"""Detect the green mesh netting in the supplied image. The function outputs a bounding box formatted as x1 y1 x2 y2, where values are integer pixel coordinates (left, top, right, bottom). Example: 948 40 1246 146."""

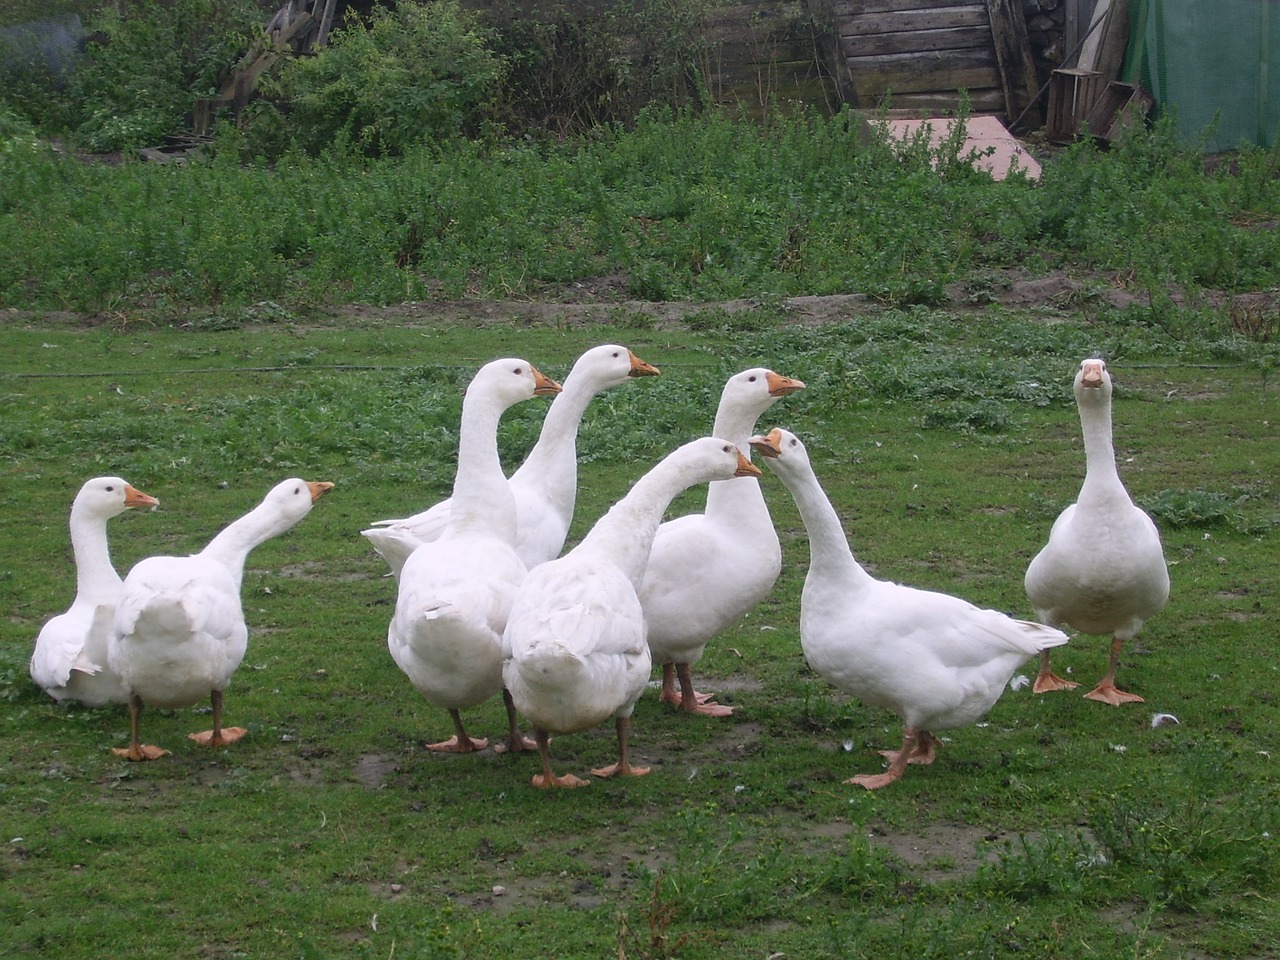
1124 0 1279 151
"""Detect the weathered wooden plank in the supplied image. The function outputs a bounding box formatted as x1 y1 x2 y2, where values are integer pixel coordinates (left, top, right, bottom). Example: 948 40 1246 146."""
984 0 1039 120
714 58 830 85
838 6 988 35
832 0 979 16
841 26 994 58
875 90 1007 112
716 41 824 65
852 66 1001 97
842 45 997 74
718 75 837 98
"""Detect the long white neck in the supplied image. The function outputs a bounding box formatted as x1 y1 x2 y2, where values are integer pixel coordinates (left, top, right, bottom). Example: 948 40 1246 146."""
448 392 518 540
508 376 592 503
705 399 773 518
201 502 299 588
577 459 711 587
1077 393 1126 507
69 508 122 603
775 464 873 591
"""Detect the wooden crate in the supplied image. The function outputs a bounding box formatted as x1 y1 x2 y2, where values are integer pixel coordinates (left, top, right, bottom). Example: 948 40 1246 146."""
1082 81 1154 141
1045 67 1105 142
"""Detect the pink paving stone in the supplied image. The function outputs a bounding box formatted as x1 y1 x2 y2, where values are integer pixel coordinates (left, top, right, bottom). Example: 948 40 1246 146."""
886 115 1042 181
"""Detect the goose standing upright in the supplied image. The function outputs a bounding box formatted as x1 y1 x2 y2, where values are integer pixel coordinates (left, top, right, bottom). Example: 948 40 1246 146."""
29 477 159 706
638 368 804 717
1025 358 1169 704
109 477 334 761
504 437 762 788
750 428 1069 789
363 344 658 575
388 359 561 754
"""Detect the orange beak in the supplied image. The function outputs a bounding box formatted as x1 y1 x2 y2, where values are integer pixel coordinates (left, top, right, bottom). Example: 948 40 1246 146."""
307 481 335 503
123 485 159 509
627 351 660 378
748 428 784 459
766 372 805 397
531 366 563 396
734 450 763 478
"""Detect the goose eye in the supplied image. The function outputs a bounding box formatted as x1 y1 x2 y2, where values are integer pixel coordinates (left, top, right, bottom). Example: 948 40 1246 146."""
514 367 524 376
105 485 115 492
748 375 758 382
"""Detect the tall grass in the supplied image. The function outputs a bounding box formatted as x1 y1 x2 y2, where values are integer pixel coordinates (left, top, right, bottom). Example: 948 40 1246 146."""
2 111 1278 313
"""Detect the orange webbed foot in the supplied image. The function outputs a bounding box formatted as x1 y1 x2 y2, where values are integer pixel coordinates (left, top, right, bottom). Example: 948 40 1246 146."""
847 771 902 790
591 762 651 779
492 735 538 755
426 735 489 753
189 726 247 748
532 772 590 789
112 744 169 762
680 696 734 718
1033 671 1079 694
1084 683 1143 706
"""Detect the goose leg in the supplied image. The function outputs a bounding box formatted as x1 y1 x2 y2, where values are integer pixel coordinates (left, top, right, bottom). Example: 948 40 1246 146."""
658 663 682 705
189 689 247 747
492 688 537 754
427 709 489 752
659 662 714 708
592 716 651 779
532 727 588 789
1033 648 1079 693
675 663 733 717
879 730 940 766
112 692 169 761
849 728 923 789
1084 636 1144 705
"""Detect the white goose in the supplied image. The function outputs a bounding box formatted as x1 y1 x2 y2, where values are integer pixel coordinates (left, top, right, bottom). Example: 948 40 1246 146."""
363 344 659 575
389 358 561 754
504 437 761 788
29 477 159 706
750 428 1069 789
1025 358 1170 704
638 367 804 716
108 477 333 761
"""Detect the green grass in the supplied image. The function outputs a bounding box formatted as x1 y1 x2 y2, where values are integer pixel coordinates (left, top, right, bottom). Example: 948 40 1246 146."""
1 305 1277 959
2 110 1279 313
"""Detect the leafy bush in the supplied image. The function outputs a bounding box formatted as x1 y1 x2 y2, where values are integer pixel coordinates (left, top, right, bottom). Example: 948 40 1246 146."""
487 11 630 138
255 0 504 157
56 0 260 152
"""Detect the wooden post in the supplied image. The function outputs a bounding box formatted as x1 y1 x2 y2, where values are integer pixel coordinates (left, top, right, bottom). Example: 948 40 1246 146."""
805 0 858 108
316 0 338 47
985 0 1041 125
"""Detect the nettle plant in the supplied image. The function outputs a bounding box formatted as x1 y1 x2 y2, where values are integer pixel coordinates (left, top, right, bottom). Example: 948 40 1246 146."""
254 0 504 157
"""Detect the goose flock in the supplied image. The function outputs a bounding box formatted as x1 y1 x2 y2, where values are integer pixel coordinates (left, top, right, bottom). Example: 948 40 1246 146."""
29 350 1168 790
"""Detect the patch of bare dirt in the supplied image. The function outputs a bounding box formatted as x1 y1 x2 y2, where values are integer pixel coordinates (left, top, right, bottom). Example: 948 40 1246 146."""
6 267 1278 333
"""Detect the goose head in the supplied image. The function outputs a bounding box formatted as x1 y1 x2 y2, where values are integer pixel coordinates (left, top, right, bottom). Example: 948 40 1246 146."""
262 478 335 524
73 476 159 520
567 344 660 394
1075 358 1112 406
466 358 562 407
677 436 764 482
721 368 806 421
748 427 809 472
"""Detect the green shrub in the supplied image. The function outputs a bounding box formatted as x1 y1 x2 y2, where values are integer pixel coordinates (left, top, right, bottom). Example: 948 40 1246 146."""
59 0 261 152
256 0 504 157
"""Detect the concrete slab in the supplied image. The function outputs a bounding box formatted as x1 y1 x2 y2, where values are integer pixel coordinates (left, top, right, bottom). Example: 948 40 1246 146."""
886 115 1042 180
